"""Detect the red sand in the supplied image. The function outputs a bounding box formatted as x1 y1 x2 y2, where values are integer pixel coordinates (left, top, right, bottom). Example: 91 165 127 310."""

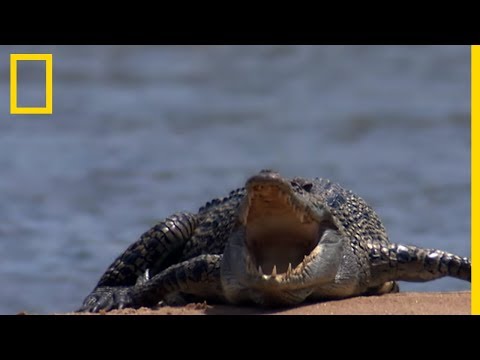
64 291 470 315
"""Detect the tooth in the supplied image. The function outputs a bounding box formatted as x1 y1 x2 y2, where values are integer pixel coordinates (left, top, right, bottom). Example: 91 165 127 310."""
287 263 292 274
258 265 263 275
241 210 248 225
272 265 277 276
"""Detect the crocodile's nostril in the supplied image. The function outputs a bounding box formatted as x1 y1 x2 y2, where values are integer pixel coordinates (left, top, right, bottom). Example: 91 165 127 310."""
302 183 313 192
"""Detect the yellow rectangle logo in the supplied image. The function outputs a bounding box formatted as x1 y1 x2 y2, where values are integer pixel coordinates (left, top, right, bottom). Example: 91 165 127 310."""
10 54 53 115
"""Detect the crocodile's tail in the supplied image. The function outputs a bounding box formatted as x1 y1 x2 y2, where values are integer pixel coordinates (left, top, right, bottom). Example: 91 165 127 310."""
370 243 471 283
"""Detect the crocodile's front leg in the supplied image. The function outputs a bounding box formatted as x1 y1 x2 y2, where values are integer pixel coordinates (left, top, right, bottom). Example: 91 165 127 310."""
78 212 198 312
81 254 224 312
132 254 224 308
368 243 471 291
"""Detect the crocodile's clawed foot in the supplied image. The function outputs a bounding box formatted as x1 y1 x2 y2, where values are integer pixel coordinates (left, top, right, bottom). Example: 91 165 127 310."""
77 286 139 313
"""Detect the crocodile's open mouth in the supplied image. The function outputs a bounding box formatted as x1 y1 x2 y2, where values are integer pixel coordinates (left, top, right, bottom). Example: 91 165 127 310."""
241 182 328 279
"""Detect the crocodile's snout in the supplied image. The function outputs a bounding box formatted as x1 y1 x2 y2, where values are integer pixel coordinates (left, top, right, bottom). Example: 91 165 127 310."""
244 183 322 277
236 172 334 288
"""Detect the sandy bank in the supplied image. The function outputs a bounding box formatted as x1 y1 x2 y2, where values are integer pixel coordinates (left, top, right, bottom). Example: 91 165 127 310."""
63 291 470 315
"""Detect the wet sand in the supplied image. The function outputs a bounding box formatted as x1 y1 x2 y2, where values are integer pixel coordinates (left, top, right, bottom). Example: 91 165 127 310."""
64 292 470 315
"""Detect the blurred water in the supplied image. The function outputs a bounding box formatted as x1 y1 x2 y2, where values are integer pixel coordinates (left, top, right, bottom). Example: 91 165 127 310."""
0 45 470 314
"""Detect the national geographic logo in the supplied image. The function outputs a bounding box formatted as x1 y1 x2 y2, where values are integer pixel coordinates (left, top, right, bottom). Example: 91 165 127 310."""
10 54 53 114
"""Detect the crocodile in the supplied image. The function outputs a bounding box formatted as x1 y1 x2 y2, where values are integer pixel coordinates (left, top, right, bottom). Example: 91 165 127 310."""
78 169 471 312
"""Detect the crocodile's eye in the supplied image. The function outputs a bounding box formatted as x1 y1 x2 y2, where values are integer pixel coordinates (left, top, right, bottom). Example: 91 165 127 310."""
302 183 313 192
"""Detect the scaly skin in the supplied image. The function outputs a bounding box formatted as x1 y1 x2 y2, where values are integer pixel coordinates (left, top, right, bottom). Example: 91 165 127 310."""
78 170 470 312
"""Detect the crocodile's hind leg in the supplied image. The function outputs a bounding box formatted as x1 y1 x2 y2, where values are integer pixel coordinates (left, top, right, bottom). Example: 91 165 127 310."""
78 212 198 312
369 243 471 286
366 281 399 295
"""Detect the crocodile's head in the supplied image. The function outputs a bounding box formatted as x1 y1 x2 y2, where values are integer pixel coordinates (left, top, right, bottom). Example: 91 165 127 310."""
221 170 340 306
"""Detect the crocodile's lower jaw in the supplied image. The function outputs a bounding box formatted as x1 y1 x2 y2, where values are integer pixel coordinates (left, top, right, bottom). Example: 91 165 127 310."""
245 244 324 283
